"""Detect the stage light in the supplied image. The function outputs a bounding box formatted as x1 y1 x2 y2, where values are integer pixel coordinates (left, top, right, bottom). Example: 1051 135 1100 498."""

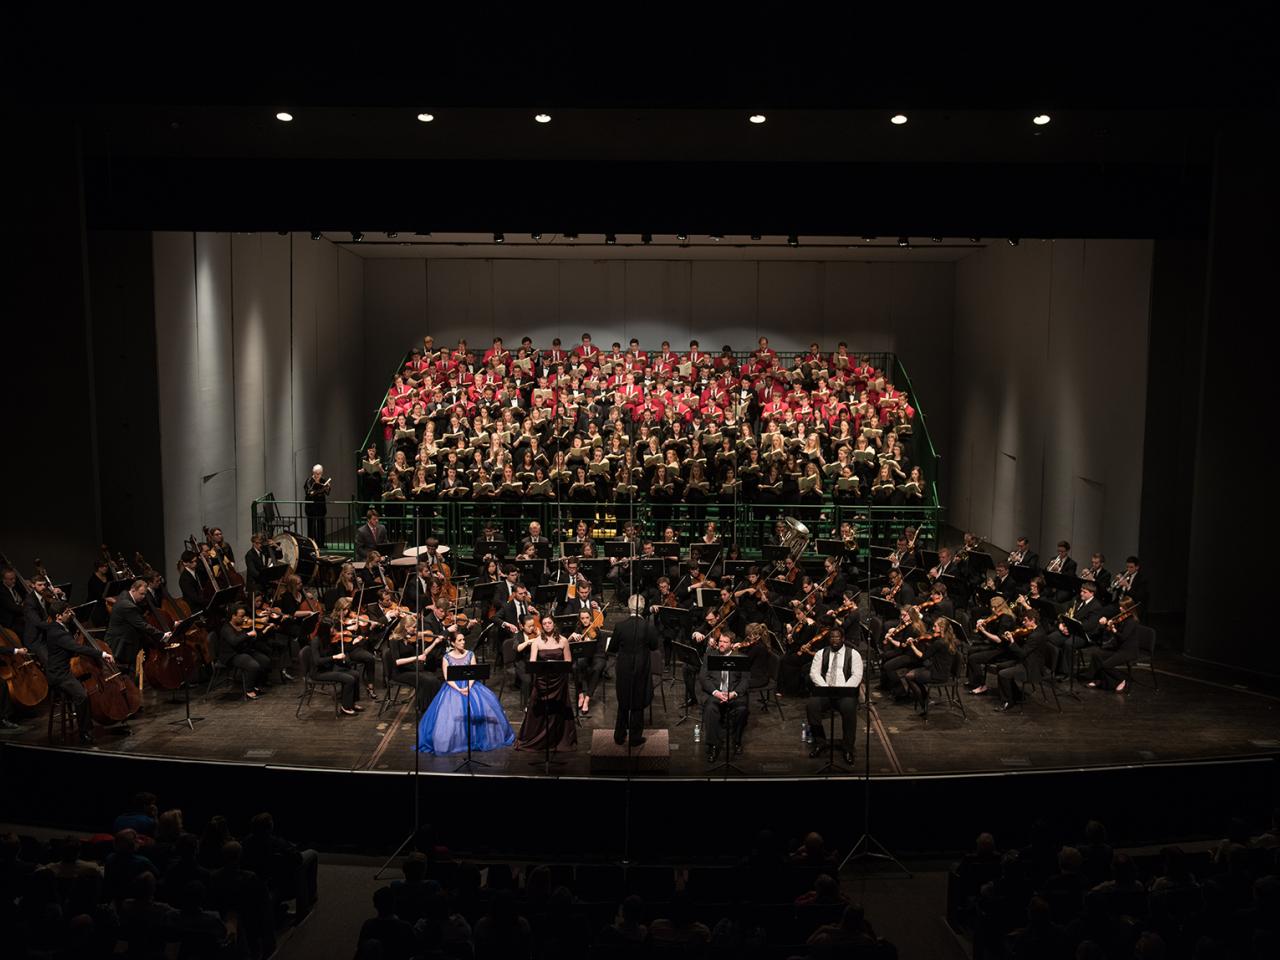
494 232 505 243
641 233 652 244
416 112 435 123
676 233 688 241
897 237 909 247
862 236 876 242
1033 114 1051 126
535 113 552 124
969 237 981 243
890 113 908 125
750 233 761 241
931 236 942 243
710 233 723 241
605 234 617 244
531 232 542 240
787 234 799 247
275 111 294 122
1007 237 1020 246
310 231 321 241
749 114 766 124
351 231 363 242
386 231 398 239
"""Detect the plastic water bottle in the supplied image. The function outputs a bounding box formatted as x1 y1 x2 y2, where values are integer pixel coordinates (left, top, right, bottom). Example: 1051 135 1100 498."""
801 722 811 742
693 723 701 743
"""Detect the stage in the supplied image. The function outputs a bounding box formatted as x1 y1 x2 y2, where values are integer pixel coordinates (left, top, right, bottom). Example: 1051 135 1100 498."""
2 650 1276 780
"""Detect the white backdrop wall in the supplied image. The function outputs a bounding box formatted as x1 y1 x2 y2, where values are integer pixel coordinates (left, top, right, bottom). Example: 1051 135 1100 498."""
362 257 956 490
950 239 1152 566
152 232 365 573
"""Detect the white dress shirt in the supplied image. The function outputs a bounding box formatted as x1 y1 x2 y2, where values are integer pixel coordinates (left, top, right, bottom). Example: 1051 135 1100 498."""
809 645 865 688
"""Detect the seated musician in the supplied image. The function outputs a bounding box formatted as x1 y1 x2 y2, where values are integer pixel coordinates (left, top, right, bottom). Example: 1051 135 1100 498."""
105 580 171 682
880 568 915 607
177 552 205 611
309 613 362 716
274 575 321 683
995 609 1054 711
967 596 1018 694
204 527 237 583
243 534 279 594
216 603 272 700
697 631 749 763
917 582 955 626
385 614 443 714
806 628 863 764
899 618 959 716
1053 580 1106 677
878 607 927 694
1085 598 1142 693
0 626 33 730
42 600 116 744
567 608 608 716
325 597 377 702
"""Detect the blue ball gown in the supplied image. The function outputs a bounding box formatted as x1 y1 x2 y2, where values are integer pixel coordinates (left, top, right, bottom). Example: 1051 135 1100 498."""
417 650 514 755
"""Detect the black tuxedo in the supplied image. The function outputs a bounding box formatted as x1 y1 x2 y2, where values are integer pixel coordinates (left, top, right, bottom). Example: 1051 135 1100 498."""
0 583 24 632
354 523 389 561
178 569 205 610
998 627 1054 703
611 614 659 745
22 592 51 646
104 593 166 668
1116 571 1149 609
39 621 105 736
404 574 433 609
244 548 278 591
697 652 750 750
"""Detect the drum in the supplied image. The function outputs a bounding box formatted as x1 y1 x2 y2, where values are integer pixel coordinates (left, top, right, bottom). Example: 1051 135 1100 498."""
274 532 320 585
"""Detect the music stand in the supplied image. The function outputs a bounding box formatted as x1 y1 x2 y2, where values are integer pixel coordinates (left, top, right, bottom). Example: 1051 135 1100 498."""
694 587 719 609
474 539 507 559
636 558 664 585
560 541 585 558
524 658 574 773
534 583 569 609
604 541 634 560
1044 571 1082 603
723 560 754 581
810 685 856 776
165 613 208 731
869 595 900 622
210 584 244 610
516 559 547 586
449 663 492 772
704 654 750 776
652 543 680 559
815 538 847 557
671 640 703 726
761 545 789 564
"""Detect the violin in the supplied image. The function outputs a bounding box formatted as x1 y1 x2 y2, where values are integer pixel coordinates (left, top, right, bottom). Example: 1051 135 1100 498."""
1003 625 1035 644
798 628 830 657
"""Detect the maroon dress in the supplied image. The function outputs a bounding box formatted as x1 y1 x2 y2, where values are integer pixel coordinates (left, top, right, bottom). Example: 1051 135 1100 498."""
515 644 577 752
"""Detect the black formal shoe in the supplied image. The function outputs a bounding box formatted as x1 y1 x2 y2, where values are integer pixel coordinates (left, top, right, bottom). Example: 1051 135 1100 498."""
843 750 855 765
614 736 627 746
0 719 23 731
280 670 296 683
995 701 1013 712
808 744 825 758
629 737 646 749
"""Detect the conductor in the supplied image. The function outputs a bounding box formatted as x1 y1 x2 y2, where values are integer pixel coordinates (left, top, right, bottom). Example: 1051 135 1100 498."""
611 595 659 748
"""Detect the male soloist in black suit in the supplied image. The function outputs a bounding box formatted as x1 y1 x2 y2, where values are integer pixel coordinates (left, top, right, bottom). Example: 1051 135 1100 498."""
697 632 750 762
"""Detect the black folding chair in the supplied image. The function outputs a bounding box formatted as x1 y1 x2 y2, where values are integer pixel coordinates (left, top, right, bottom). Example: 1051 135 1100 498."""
295 646 344 718
1124 625 1159 691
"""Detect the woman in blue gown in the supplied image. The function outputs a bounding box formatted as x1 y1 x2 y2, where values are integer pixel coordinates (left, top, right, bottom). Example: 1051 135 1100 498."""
417 634 514 755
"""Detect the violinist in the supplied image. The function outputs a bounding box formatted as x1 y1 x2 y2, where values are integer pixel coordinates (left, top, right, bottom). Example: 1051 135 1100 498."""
43 600 115 743
568 608 607 715
880 569 915 607
732 567 769 624
995 609 1053 711
820 556 847 604
915 582 954 626
177 552 205 611
216 603 271 700
310 609 361 716
105 580 171 680
899 618 958 717
967 596 1018 694
324 563 358 609
274 575 320 682
386 614 443 713
1085 597 1141 692
878 607 927 693
331 596 378 700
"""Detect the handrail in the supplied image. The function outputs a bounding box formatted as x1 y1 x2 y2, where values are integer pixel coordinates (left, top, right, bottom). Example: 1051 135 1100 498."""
891 355 940 500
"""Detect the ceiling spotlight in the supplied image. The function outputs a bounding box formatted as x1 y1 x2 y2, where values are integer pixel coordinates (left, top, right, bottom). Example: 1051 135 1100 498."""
1033 114 1051 126
641 233 653 244
531 232 543 240
710 233 723 241
897 237 910 247
605 233 617 244
787 234 799 247
890 113 908 125
275 111 294 122
494 232 505 244
749 114 766 124
386 231 398 239
931 236 943 243
535 113 552 124
416 112 435 123
750 233 761 241
309 231 321 241
1007 237 1020 246
351 231 363 242
676 233 688 241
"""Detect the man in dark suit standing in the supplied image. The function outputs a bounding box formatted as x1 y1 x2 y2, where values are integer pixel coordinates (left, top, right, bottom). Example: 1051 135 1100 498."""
178 552 205 611
697 631 750 763
243 535 278 594
22 579 53 647
354 510 388 561
105 580 170 678
611 596 659 748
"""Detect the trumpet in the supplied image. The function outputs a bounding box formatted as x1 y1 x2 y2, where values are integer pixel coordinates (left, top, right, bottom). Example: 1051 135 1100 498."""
1112 570 1134 593
1007 548 1025 565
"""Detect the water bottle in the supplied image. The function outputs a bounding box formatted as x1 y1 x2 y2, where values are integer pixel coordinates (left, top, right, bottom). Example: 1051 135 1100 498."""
693 723 701 743
801 722 811 742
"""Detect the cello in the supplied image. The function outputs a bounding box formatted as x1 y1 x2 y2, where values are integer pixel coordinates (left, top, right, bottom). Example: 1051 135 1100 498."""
0 620 49 709
204 526 245 590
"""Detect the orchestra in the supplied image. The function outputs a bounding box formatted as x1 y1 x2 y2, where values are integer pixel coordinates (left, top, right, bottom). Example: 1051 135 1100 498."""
0 336 1156 768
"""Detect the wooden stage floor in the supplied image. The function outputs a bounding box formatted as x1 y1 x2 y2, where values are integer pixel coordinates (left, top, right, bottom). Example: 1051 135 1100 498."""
4 653 1277 780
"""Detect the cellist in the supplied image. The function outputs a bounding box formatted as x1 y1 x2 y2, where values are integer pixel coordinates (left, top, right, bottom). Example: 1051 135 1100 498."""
42 600 115 744
0 629 31 731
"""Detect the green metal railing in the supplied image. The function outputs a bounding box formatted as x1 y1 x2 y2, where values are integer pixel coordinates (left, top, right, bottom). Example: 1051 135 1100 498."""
251 496 942 563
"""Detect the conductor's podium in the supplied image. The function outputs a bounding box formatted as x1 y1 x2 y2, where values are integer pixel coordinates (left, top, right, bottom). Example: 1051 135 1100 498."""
589 728 671 774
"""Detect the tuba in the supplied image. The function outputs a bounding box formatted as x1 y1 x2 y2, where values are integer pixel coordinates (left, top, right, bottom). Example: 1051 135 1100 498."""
780 516 811 563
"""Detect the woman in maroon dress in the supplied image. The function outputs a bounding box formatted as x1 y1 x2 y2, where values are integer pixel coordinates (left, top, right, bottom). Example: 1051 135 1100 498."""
516 615 577 752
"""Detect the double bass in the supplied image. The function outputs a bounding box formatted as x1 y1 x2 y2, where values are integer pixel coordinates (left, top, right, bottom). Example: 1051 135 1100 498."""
0 555 50 708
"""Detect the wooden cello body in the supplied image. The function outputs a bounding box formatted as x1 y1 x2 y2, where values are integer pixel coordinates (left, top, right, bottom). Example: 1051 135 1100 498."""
0 623 49 707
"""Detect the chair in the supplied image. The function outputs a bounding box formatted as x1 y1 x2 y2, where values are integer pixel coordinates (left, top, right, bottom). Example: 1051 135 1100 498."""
47 687 76 743
295 645 344 718
379 646 415 717
923 645 967 722
1124 625 1159 691
204 660 248 699
748 651 785 721
1018 643 1061 711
